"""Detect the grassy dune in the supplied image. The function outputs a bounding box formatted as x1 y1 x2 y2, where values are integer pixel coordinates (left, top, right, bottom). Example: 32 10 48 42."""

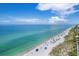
50 25 79 56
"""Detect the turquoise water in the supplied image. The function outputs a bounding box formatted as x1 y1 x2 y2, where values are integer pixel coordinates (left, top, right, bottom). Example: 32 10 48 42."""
0 25 72 56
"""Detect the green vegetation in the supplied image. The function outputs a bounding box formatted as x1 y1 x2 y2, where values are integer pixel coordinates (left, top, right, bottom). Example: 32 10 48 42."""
50 25 79 56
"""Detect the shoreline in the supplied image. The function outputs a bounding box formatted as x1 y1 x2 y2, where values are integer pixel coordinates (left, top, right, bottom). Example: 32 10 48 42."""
17 26 73 56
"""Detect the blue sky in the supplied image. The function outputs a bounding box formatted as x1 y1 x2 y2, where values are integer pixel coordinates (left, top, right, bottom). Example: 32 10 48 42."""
0 3 79 25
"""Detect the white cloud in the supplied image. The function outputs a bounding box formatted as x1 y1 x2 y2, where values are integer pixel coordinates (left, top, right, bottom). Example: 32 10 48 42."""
0 20 10 23
14 18 40 24
0 17 67 25
37 3 79 24
37 3 79 16
0 18 49 24
49 16 67 24
14 18 50 24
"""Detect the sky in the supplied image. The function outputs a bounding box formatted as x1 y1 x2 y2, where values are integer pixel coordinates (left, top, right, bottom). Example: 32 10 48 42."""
0 3 79 25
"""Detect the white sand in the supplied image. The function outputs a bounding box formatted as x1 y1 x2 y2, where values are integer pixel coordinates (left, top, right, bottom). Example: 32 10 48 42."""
22 27 72 56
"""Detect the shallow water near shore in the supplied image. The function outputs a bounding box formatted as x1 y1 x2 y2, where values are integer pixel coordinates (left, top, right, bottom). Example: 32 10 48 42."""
0 24 72 55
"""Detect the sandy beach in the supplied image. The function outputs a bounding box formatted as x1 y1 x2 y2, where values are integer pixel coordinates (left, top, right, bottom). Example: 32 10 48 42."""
19 27 72 56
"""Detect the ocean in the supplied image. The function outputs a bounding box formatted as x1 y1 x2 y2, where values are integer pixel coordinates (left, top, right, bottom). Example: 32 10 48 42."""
0 24 72 55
